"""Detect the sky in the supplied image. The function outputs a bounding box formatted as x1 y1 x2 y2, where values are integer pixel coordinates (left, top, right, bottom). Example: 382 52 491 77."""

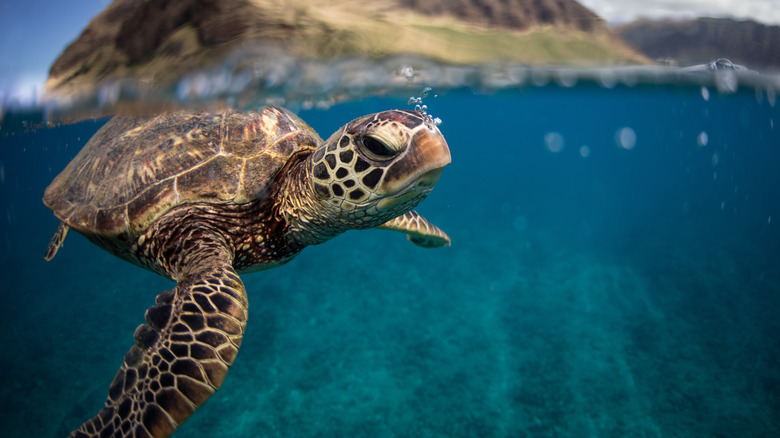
0 0 108 104
0 0 778 105
579 0 780 25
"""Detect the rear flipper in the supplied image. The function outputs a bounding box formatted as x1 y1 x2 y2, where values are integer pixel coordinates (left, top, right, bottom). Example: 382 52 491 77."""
70 261 248 438
377 210 451 248
44 222 69 261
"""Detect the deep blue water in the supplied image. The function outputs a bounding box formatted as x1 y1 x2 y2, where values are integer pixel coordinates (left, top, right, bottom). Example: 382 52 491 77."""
1 83 779 437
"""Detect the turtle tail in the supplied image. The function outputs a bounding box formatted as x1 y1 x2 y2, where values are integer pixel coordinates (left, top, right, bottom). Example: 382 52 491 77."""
70 254 248 438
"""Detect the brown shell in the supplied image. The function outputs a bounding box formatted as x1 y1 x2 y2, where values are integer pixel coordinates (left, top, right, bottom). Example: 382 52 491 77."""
43 107 320 239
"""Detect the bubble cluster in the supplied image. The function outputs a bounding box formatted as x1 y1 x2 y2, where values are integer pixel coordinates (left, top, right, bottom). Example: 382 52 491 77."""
408 87 442 126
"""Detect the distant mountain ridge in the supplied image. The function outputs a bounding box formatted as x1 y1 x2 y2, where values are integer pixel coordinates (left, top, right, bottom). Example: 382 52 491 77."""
614 17 780 70
45 0 647 99
399 0 604 32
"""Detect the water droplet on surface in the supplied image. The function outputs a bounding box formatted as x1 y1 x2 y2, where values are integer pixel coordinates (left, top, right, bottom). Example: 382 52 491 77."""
530 69 549 87
710 58 735 71
598 69 618 89
554 69 577 88
399 65 415 80
98 82 120 107
579 146 590 158
714 69 738 94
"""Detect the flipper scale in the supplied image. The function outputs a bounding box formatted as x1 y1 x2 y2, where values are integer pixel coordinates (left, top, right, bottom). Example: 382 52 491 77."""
70 248 248 438
377 210 451 248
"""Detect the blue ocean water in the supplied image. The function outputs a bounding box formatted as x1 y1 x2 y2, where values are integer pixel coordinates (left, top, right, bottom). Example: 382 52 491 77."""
1 82 779 437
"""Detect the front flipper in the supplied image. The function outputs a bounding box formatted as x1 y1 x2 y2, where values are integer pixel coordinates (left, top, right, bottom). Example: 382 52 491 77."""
377 210 451 248
71 247 248 438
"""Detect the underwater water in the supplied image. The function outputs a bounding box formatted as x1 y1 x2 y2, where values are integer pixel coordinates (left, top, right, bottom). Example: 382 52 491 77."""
1 80 779 437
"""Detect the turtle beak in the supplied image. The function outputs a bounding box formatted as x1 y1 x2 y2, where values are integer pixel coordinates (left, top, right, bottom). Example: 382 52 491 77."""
380 125 451 195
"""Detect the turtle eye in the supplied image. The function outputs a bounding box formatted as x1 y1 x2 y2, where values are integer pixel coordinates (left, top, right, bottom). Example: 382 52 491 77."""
359 135 397 161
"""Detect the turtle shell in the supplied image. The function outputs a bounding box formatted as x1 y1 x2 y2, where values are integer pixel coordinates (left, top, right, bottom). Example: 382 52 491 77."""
44 107 320 241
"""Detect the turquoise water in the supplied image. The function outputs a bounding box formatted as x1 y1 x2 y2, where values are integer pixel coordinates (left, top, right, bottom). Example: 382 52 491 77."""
1 82 779 437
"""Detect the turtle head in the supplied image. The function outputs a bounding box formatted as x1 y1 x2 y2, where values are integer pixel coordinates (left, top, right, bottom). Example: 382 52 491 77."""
309 109 450 227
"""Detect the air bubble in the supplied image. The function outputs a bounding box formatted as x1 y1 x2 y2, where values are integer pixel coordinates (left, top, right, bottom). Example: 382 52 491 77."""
513 216 528 231
579 146 590 158
701 86 710 101
616 127 636 150
697 131 709 147
544 132 565 153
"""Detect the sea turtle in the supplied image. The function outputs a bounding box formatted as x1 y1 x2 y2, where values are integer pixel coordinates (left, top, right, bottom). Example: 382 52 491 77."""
43 106 451 438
